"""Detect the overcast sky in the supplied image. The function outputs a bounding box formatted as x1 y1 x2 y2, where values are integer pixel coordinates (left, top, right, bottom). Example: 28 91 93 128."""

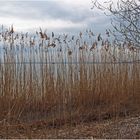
0 0 112 34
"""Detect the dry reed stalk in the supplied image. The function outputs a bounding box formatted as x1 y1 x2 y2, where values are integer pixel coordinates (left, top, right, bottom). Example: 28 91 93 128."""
0 28 140 139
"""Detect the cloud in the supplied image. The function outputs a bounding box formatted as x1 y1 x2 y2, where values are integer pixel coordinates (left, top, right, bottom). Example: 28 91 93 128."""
0 0 111 33
0 1 93 22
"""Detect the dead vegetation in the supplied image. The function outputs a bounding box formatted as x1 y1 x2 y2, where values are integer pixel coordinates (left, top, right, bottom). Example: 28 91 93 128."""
0 26 140 138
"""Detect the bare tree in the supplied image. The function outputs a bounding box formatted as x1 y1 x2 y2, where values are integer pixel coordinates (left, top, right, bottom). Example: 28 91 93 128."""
92 0 140 47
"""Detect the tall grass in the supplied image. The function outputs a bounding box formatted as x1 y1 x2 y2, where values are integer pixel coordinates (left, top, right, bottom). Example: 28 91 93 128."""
0 27 140 129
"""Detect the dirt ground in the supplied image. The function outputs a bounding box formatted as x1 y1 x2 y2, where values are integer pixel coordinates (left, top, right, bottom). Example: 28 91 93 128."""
0 115 140 139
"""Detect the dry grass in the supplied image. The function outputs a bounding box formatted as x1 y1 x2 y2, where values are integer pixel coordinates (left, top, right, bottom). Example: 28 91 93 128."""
0 26 140 138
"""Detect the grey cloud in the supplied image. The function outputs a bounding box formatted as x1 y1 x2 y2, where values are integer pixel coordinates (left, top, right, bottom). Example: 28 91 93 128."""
0 1 93 23
0 1 112 34
0 1 43 19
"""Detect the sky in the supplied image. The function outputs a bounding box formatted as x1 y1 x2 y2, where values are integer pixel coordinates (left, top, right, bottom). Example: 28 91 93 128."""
0 0 113 34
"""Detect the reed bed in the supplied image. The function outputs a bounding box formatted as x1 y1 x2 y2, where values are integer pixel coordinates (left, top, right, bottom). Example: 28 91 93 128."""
0 26 140 131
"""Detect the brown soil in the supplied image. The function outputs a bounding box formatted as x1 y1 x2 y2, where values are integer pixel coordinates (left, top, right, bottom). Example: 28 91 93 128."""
0 115 140 139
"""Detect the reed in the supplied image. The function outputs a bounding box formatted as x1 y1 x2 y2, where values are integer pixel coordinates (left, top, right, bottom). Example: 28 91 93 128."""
0 27 140 136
